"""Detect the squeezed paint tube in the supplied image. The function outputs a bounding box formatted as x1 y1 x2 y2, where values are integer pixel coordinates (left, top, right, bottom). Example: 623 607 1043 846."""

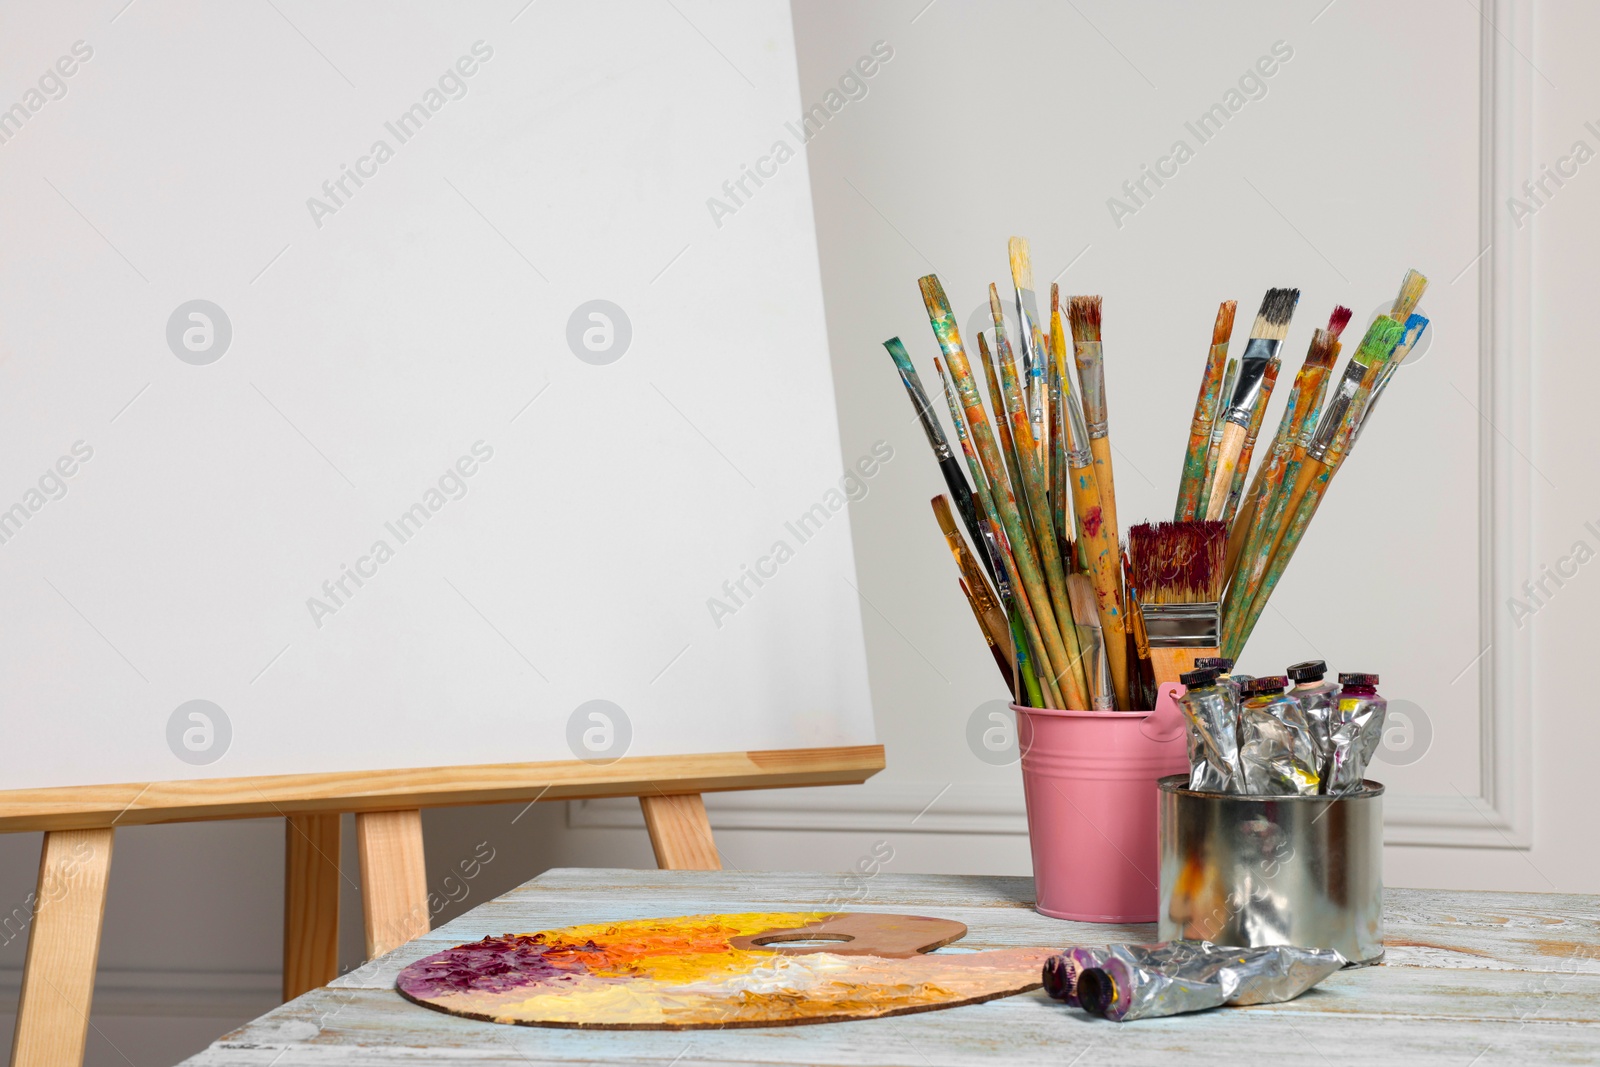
1061 941 1344 1021
1177 667 1239 793
1236 676 1321 795
1325 672 1387 794
1286 659 1341 786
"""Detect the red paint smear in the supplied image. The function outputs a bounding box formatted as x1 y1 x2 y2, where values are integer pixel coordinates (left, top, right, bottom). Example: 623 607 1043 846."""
1083 506 1103 537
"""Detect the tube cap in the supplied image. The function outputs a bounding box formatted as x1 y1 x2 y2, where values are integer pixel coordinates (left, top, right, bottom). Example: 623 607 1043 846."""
1180 667 1220 688
1338 672 1379 687
1076 968 1116 1018
1194 656 1233 671
1287 659 1327 683
1241 675 1288 697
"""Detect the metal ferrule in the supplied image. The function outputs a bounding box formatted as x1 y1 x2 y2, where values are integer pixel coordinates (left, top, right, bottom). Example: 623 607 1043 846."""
1139 602 1220 648
1063 388 1093 468
1073 341 1107 436
1224 337 1280 426
1305 361 1365 462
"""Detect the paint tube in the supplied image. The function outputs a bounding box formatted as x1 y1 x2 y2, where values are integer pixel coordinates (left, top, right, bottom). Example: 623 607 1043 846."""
1194 656 1249 702
1177 667 1240 793
1325 672 1387 794
1237 676 1321 795
1068 941 1345 1021
1041 946 1108 1005
1286 659 1341 787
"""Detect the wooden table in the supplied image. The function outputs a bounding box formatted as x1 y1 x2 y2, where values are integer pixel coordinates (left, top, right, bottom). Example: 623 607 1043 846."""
186 869 1600 1065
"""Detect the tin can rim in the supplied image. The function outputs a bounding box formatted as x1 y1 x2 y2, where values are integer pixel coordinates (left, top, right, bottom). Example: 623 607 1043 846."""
1157 773 1386 800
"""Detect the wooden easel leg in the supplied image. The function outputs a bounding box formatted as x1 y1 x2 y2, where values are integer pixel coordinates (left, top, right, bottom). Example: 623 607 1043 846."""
639 793 721 871
356 809 429 958
283 813 341 1000
10 828 114 1067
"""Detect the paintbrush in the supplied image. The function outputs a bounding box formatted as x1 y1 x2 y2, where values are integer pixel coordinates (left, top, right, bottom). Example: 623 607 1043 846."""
932 495 1010 661
1353 270 1430 447
1195 355 1237 520
1053 301 1131 709
883 338 994 584
1228 315 1428 657
1009 238 1049 471
1204 288 1300 520
1068 296 1122 577
1175 301 1238 521
1128 520 1227 686
1224 314 1408 655
933 357 1056 709
1220 352 1281 525
977 332 1032 540
920 274 1079 709
960 578 1016 698
1067 573 1113 709
991 285 1091 708
1223 308 1347 585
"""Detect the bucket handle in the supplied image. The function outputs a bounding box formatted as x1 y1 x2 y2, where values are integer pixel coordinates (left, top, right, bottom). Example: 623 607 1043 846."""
1139 683 1187 742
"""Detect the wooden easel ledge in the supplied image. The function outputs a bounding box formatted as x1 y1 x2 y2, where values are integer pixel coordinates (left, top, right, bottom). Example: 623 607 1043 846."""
0 745 885 831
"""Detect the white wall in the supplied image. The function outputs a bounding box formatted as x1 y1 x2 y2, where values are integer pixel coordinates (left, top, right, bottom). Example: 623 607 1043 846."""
0 2 1594 1064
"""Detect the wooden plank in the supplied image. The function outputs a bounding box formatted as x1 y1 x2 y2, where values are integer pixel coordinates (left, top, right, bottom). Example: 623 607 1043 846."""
0 745 884 832
639 794 720 871
283 813 342 1001
356 810 429 959
10 828 114 1067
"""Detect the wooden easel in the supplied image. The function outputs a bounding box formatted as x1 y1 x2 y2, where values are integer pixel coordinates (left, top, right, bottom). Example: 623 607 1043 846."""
5 744 883 1067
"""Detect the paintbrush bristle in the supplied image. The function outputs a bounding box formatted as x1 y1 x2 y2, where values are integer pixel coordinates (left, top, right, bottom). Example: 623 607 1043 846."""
1212 300 1238 345
988 282 1005 327
1352 314 1406 365
931 494 959 537
1390 269 1428 321
1009 237 1034 291
1249 288 1300 342
1306 328 1337 368
1068 296 1102 343
1051 282 1060 317
1327 305 1353 338
1128 520 1226 605
1066 572 1101 629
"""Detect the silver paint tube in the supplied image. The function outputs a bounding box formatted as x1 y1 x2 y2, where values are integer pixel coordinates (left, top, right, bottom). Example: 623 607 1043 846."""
1287 660 1341 790
1178 672 1240 793
1326 673 1387 794
1237 689 1321 796
1071 941 1345 1021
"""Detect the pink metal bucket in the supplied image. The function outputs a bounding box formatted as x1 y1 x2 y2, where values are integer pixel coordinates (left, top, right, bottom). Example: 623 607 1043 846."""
1015 684 1190 922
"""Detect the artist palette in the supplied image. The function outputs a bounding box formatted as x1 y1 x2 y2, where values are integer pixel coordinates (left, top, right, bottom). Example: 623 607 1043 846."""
395 911 1053 1029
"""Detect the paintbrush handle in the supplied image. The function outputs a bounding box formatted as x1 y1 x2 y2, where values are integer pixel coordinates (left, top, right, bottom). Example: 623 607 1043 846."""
1227 462 1334 658
1175 343 1228 522
1148 645 1217 688
998 539 1064 710
1068 461 1131 710
1009 610 1044 709
958 578 1015 698
937 455 992 584
1195 359 1238 519
1204 421 1249 521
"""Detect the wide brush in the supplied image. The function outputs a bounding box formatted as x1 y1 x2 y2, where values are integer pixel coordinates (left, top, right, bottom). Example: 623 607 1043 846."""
1204 288 1299 520
1175 301 1237 521
1128 520 1226 686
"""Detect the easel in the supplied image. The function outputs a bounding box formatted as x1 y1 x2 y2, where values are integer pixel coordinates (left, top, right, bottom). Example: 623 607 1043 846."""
5 744 883 1067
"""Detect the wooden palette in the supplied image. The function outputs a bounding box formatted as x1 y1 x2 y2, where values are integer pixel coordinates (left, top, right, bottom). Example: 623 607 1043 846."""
395 911 1053 1029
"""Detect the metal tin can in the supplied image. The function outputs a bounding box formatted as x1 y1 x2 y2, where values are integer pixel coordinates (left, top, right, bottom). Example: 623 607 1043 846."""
1157 775 1384 965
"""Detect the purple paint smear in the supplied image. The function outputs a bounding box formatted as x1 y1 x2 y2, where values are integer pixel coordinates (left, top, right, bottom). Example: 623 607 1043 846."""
398 934 608 999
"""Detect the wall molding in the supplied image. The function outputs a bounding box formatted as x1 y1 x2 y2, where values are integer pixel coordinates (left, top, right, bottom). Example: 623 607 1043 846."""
576 1 1536 851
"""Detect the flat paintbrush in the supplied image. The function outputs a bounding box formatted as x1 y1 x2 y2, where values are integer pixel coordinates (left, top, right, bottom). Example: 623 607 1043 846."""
1175 301 1237 521
1224 314 1408 654
1054 301 1131 709
1204 288 1300 519
1068 296 1122 576
883 338 994 584
1223 308 1347 586
1128 520 1226 686
920 274 1078 709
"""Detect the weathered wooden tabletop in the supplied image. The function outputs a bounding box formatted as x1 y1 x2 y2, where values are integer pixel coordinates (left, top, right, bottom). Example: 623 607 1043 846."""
186 868 1600 1066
